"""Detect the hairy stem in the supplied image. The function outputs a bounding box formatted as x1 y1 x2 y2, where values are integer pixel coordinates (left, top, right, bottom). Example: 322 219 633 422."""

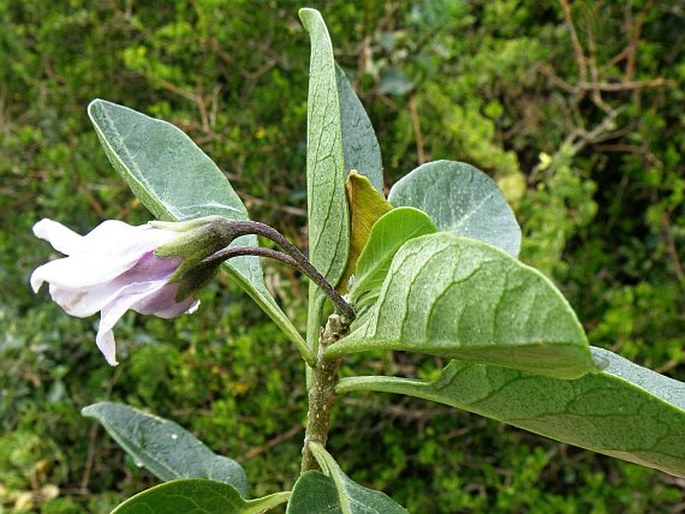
300 313 351 473
207 220 355 320
203 246 300 268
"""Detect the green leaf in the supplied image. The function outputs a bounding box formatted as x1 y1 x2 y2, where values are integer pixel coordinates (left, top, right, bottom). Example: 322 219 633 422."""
111 479 289 514
299 9 349 346
87 99 310 364
328 233 594 379
82 402 248 498
349 207 436 310
286 471 341 514
306 442 408 514
388 160 521 257
337 347 685 478
336 63 384 192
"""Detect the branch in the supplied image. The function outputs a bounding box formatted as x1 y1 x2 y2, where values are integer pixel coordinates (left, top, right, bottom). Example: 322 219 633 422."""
559 0 587 85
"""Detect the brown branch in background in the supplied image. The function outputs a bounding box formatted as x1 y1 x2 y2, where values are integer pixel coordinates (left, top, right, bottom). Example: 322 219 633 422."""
585 5 614 114
409 94 426 164
662 212 685 286
577 78 672 92
239 192 307 218
236 424 303 462
624 0 651 81
563 107 621 154
79 424 99 493
559 0 587 85
535 0 674 171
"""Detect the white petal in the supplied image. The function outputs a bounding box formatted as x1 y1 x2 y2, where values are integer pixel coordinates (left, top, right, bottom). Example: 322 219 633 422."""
95 326 119 366
95 280 170 365
186 300 200 314
30 252 140 291
30 264 48 293
44 254 181 317
82 220 176 251
48 281 120 318
33 219 84 255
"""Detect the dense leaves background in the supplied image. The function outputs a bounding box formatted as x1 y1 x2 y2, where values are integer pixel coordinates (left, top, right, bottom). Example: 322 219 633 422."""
1 1 684 512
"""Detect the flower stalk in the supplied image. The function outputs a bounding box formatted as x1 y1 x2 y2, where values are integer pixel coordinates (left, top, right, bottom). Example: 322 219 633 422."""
203 220 355 321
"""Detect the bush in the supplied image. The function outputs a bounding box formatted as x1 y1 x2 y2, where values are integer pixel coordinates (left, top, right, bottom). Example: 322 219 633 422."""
2 1 683 511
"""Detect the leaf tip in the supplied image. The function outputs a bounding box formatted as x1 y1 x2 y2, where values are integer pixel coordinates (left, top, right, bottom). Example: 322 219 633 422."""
87 98 106 116
298 7 322 29
80 401 111 418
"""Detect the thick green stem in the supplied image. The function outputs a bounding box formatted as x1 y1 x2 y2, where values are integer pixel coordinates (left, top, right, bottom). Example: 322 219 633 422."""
301 313 351 473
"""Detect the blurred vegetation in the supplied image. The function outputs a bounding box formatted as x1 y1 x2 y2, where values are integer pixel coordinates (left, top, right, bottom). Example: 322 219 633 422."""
1 0 684 512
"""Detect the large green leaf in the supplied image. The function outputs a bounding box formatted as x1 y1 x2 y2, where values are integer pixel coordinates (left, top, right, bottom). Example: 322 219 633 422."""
286 471 341 514
388 160 521 257
298 443 407 514
299 8 350 347
87 99 309 362
82 402 248 498
337 347 685 478
348 207 436 310
336 63 384 191
111 479 289 514
327 233 594 379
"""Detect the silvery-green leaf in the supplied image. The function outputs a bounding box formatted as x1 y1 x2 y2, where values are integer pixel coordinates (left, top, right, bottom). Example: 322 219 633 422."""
82 402 248 498
336 63 383 191
286 471 341 514
388 160 521 257
329 233 593 379
304 442 408 514
111 479 289 514
299 9 349 347
337 347 685 478
349 207 436 309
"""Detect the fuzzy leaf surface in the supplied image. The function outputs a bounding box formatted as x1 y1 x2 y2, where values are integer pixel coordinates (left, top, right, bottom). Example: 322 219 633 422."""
299 9 349 344
339 172 392 291
388 160 521 257
286 471 341 514
349 207 436 309
329 233 593 379
111 479 289 514
337 347 685 478
336 64 384 191
82 402 248 498
306 443 408 514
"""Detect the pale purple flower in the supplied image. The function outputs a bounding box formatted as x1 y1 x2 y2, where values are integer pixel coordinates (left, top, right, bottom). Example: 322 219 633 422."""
31 219 199 366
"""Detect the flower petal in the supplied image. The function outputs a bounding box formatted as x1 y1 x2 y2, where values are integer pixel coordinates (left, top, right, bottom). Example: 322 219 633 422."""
33 219 84 255
43 253 183 317
133 281 199 318
95 279 171 365
82 220 176 250
31 228 179 293
30 252 140 292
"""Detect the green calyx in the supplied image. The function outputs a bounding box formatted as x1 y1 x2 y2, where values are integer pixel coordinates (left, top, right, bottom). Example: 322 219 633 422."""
152 216 242 299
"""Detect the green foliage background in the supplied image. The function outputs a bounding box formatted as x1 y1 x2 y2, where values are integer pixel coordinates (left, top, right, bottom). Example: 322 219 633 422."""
1 1 684 512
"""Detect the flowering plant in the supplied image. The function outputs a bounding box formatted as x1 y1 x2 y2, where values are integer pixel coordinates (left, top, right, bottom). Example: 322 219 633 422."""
32 8 685 513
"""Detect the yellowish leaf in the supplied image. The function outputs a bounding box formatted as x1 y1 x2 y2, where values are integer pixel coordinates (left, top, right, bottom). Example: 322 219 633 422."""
338 171 392 291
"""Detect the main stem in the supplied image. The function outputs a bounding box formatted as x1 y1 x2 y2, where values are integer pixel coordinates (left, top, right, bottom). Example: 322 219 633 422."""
300 312 350 472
